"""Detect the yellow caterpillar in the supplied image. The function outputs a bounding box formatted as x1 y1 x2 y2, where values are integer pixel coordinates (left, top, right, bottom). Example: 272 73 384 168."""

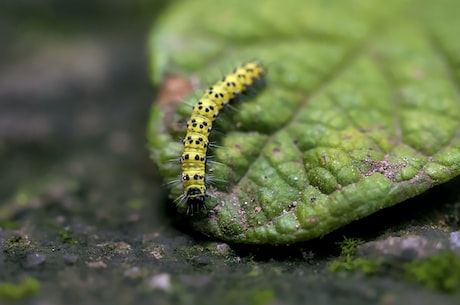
180 62 266 215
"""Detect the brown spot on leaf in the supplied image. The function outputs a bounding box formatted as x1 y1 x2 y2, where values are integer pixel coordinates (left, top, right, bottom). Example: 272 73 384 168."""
158 74 193 108
362 156 407 182
272 148 281 156
157 74 193 126
411 69 425 80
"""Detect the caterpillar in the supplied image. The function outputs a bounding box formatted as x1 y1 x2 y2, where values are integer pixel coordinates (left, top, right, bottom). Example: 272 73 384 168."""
180 62 266 215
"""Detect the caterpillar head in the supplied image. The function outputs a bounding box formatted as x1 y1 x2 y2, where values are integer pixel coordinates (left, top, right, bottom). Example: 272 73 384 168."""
186 188 206 215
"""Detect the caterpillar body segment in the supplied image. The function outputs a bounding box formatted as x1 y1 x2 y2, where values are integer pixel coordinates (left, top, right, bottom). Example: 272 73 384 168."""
180 62 266 215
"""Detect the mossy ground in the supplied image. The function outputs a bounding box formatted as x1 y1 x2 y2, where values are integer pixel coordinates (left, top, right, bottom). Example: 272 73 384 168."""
329 237 383 275
404 251 460 292
0 277 40 302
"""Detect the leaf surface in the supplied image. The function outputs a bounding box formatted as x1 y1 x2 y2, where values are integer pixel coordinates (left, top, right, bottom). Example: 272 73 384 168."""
147 0 460 244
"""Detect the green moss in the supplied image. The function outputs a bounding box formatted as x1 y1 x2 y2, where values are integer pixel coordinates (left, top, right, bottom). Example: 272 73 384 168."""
3 235 34 259
248 289 275 305
329 237 382 275
329 257 382 275
0 277 40 302
176 245 207 260
59 230 78 245
404 251 460 292
222 286 275 305
336 237 364 258
0 220 20 230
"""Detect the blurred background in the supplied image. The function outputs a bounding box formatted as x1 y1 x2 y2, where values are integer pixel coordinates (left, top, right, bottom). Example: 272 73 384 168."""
0 0 166 164
1 2 460 305
0 1 168 219
0 1 186 303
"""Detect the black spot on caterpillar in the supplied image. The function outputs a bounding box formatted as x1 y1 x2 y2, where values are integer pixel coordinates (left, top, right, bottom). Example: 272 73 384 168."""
179 62 266 215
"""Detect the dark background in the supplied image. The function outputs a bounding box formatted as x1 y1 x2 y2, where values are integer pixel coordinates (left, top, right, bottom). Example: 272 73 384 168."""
0 0 166 215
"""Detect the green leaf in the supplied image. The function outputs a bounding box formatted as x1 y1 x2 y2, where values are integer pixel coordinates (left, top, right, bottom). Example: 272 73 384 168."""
147 0 460 244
